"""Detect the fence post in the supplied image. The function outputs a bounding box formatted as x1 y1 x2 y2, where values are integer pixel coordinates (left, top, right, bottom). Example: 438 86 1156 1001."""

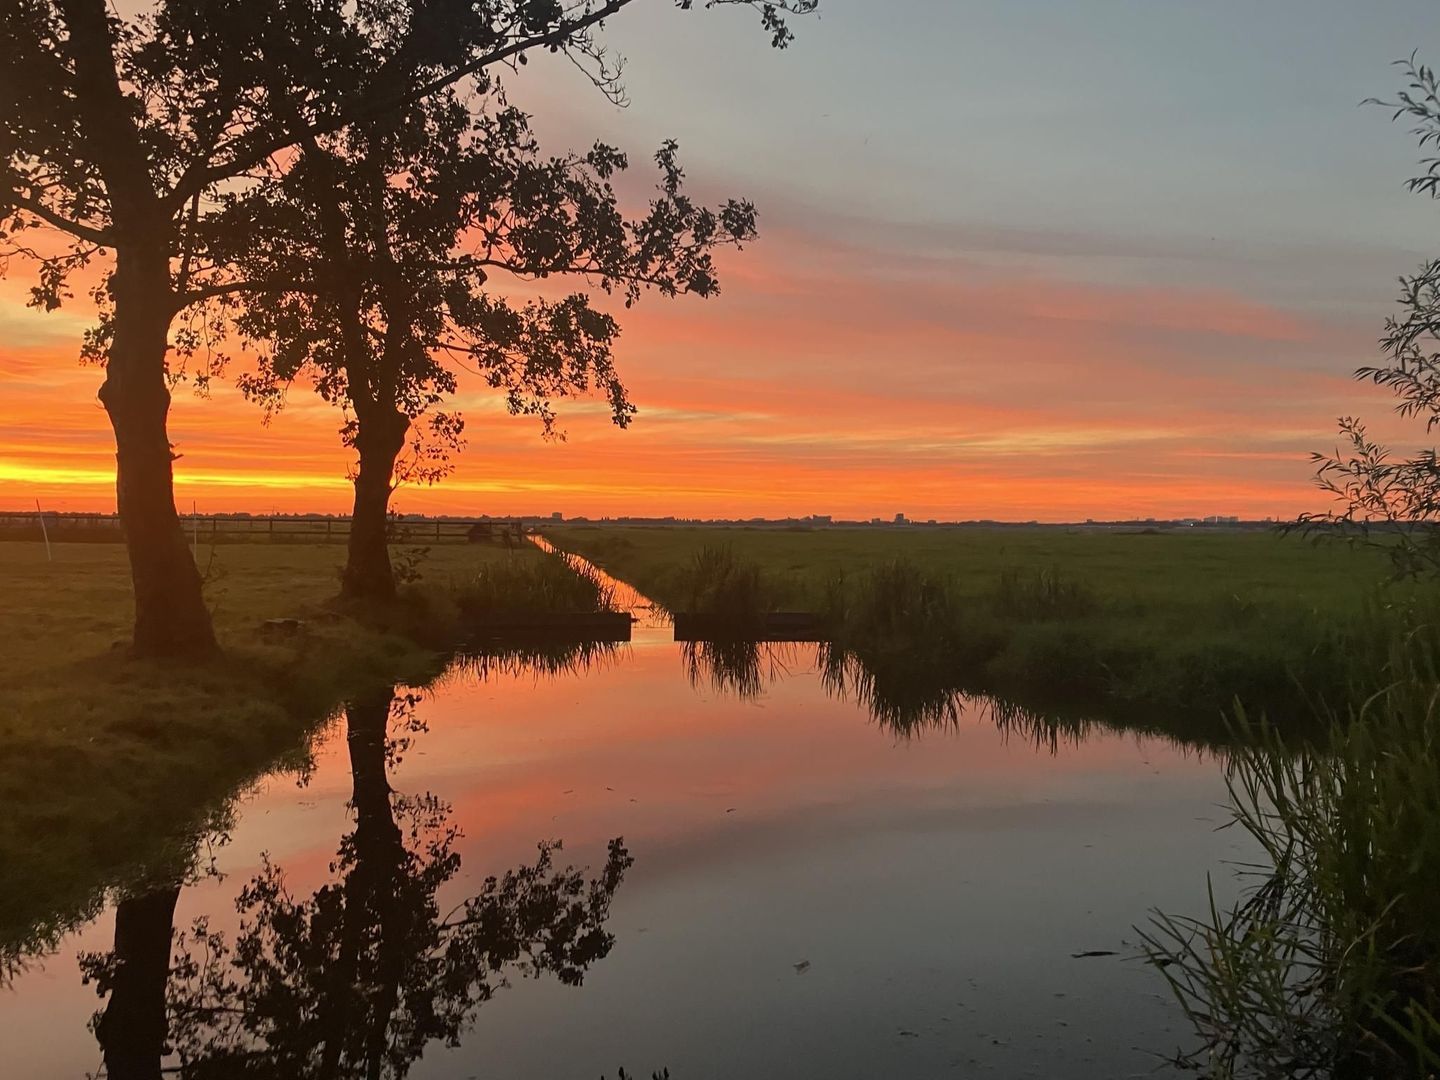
35 499 51 562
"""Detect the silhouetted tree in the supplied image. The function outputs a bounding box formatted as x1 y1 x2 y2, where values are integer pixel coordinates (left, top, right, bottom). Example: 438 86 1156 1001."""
81 687 632 1076
87 886 182 1080
1305 55 1440 576
0 0 816 650
211 90 764 599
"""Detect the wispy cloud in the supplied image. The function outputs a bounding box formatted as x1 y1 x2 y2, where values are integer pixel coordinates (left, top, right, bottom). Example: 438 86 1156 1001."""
0 198 1407 520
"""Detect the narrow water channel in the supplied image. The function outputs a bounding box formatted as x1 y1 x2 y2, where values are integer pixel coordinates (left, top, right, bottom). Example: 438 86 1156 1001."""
1 552 1246 1079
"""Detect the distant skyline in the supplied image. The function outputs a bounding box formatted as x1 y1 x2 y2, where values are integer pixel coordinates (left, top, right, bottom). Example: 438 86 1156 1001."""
2 0 1437 521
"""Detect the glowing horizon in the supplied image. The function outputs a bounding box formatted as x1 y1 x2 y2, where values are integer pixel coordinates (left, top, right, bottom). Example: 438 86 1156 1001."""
0 221 1419 523
2 1 1434 522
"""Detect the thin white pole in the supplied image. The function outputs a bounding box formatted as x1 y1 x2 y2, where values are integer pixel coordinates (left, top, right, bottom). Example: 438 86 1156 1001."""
35 498 52 561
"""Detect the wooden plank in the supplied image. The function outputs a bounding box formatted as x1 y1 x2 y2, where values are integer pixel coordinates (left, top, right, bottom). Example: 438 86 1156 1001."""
464 610 634 641
672 611 829 642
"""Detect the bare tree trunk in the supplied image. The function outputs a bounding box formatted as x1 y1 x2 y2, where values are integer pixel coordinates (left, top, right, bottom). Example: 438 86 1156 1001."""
344 689 408 1080
94 885 181 1080
342 411 409 603
100 249 218 657
345 687 399 830
307 689 404 1075
59 0 217 658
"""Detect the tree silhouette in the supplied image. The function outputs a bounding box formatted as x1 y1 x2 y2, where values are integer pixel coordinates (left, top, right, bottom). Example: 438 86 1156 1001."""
1304 55 1440 576
0 0 816 653
81 686 632 1077
209 91 763 599
88 885 182 1080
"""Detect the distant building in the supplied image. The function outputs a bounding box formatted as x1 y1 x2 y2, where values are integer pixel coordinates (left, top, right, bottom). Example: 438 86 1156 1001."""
894 512 908 525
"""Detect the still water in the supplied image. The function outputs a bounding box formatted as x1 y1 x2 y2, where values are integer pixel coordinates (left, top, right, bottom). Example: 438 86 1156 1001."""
1 569 1247 1079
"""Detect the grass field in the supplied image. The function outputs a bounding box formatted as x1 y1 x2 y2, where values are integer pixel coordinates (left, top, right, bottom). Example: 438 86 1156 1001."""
0 538 551 955
544 525 1419 721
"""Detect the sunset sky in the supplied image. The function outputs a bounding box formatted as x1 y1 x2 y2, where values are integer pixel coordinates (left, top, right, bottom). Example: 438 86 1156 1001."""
3 0 1437 521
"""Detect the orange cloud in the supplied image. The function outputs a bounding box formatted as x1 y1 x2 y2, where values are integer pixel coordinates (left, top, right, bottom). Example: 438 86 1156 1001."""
0 222 1408 520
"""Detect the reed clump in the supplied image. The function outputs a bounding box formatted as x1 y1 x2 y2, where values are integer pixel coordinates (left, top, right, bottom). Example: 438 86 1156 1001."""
669 544 770 622
1143 627 1440 1077
454 551 615 616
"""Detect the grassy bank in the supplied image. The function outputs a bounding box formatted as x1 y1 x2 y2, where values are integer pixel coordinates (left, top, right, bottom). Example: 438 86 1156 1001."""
545 525 1415 722
0 538 565 955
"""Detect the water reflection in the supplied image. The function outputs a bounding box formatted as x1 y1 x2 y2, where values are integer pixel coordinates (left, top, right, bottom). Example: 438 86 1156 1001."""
680 638 806 699
0 797 240 990
818 644 1114 751
818 643 968 735
87 885 179 1079
681 635 1230 752
79 687 631 1079
681 635 1053 738
453 635 624 682
3 559 1245 1079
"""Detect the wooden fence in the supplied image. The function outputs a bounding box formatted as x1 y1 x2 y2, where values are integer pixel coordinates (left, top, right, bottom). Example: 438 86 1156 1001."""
0 512 530 545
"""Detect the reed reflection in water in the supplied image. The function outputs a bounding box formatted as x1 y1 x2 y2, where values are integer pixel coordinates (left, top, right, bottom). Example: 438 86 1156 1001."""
681 634 1227 754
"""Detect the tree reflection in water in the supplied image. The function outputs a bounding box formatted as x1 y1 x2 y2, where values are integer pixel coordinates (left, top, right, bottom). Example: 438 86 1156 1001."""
680 635 1137 751
451 636 624 684
81 685 632 1079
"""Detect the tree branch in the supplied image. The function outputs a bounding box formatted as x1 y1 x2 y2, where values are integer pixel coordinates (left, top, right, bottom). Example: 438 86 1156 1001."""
175 277 305 309
5 188 112 246
166 0 634 210
469 253 736 293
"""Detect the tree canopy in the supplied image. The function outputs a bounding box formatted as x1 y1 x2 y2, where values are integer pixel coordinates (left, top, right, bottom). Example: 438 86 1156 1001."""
0 0 817 648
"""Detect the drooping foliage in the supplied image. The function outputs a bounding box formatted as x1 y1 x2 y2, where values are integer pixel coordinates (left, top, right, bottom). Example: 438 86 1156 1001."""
1304 55 1440 577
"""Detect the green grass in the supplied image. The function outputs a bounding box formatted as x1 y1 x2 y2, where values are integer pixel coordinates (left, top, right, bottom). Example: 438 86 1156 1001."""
0 538 553 956
544 526 1395 611
544 525 1418 722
